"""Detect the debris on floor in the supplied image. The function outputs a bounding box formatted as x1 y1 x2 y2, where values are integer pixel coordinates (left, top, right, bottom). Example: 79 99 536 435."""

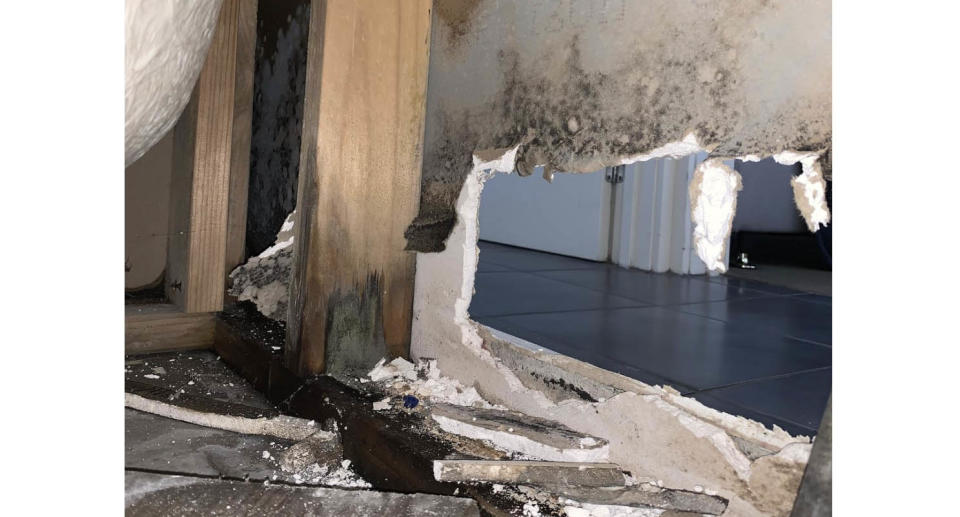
279 429 342 474
364 357 494 408
430 403 610 462
555 483 729 516
433 459 625 488
125 351 368 492
125 471 478 516
125 351 276 409
125 351 733 516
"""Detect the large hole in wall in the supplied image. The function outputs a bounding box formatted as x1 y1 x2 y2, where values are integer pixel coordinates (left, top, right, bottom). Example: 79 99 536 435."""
730 158 832 293
467 157 832 438
226 0 312 324
244 0 311 260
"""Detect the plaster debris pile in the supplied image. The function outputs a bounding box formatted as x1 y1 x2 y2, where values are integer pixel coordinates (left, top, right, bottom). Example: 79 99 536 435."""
285 459 372 489
364 357 497 409
228 211 296 320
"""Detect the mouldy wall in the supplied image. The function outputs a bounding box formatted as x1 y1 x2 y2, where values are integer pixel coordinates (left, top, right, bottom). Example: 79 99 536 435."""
410 1 831 515
405 0 831 252
245 0 312 258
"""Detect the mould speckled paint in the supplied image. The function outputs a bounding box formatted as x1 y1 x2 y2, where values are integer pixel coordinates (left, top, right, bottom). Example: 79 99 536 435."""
406 0 831 253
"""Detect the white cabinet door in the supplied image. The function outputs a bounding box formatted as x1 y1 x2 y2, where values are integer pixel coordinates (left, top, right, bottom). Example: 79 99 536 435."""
478 167 611 261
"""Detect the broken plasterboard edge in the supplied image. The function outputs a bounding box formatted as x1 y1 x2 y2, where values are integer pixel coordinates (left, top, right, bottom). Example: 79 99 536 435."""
432 414 610 463
790 157 831 232
741 150 832 233
689 158 742 273
615 132 706 166
124 392 328 442
433 459 625 488
227 210 296 320
257 210 297 258
480 324 807 452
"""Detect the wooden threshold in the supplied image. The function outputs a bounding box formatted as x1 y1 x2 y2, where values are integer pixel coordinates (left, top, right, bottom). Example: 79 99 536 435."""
125 304 215 355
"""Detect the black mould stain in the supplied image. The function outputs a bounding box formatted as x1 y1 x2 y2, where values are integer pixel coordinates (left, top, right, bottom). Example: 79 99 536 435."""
246 0 311 259
405 18 829 253
435 0 483 51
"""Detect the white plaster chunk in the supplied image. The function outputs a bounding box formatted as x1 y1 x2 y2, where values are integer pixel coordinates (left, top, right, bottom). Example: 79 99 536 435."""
790 157 831 232
689 159 742 273
228 211 296 320
720 150 833 234
365 358 495 408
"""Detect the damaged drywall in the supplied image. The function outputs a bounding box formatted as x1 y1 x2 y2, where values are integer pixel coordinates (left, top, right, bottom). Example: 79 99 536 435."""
412 147 816 516
786 155 831 233
125 0 223 165
409 3 831 513
405 0 831 253
229 212 295 320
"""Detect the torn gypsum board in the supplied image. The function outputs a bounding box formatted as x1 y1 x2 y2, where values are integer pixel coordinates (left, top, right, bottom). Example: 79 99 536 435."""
556 485 728 516
433 460 625 488
430 403 609 462
124 391 329 442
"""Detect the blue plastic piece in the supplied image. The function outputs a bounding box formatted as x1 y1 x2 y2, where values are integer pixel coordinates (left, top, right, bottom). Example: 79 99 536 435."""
402 394 419 409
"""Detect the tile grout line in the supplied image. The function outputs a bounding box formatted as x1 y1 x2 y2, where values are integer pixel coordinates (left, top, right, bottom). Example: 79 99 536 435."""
471 303 649 320
686 366 832 397
518 268 798 308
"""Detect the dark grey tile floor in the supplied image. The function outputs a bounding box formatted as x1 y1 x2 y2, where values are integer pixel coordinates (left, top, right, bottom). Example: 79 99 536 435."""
472 240 832 437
